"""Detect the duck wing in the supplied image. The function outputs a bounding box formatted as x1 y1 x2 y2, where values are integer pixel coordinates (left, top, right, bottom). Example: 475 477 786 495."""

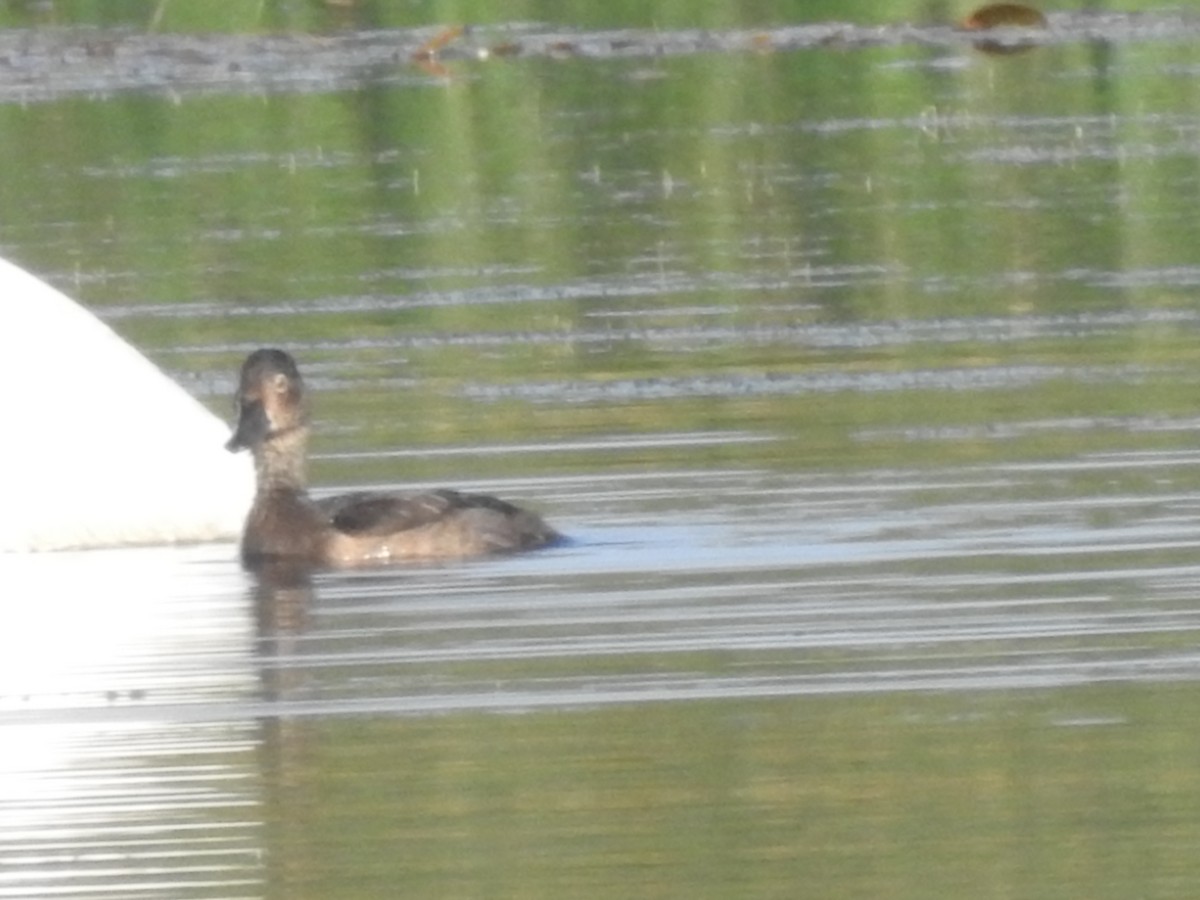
316 489 515 537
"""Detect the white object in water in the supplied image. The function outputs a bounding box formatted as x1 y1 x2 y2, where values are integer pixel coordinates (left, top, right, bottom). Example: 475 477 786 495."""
0 255 253 551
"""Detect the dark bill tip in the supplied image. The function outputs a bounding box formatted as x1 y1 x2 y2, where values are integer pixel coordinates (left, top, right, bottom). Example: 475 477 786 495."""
226 398 270 453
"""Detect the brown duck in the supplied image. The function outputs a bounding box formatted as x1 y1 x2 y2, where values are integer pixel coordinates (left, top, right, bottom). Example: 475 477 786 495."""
226 348 559 567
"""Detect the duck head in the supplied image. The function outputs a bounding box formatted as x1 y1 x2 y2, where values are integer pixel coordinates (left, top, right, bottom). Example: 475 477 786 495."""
226 349 309 453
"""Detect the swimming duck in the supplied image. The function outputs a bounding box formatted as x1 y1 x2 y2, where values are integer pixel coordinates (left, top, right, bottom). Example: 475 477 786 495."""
226 348 559 567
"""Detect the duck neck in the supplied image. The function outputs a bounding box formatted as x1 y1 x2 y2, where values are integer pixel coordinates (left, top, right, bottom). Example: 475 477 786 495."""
253 425 310 493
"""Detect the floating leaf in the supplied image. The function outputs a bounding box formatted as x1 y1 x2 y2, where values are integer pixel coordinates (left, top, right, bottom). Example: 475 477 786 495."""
751 33 774 52
412 24 464 62
960 3 1048 30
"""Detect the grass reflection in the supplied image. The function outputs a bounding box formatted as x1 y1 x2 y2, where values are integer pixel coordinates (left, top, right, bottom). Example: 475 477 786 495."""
261 685 1200 898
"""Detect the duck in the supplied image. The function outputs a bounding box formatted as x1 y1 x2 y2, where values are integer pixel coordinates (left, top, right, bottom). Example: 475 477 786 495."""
225 348 559 568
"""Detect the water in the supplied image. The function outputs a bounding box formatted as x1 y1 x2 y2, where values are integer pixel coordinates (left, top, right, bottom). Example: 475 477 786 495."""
5 8 1200 898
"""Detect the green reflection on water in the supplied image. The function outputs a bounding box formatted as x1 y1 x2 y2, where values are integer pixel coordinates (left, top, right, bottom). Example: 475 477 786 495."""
1 15 1199 900
3 41 1200 483
261 685 1200 898
0 1 940 33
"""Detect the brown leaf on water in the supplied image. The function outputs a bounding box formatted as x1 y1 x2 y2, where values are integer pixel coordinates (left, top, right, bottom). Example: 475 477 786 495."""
412 25 464 62
960 3 1048 30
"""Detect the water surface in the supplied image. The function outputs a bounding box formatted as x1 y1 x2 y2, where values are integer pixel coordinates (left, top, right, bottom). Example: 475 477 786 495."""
4 7 1200 898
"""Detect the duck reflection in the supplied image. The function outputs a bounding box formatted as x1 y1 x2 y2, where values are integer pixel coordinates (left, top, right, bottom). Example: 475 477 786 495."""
251 559 316 636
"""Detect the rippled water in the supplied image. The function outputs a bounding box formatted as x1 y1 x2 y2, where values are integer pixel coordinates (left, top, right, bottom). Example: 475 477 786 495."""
5 8 1200 898
6 454 1200 896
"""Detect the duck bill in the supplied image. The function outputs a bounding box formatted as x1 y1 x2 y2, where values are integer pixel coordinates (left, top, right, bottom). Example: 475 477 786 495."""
226 398 270 452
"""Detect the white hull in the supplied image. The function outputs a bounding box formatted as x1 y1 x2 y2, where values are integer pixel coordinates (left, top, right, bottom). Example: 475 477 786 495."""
0 256 253 551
